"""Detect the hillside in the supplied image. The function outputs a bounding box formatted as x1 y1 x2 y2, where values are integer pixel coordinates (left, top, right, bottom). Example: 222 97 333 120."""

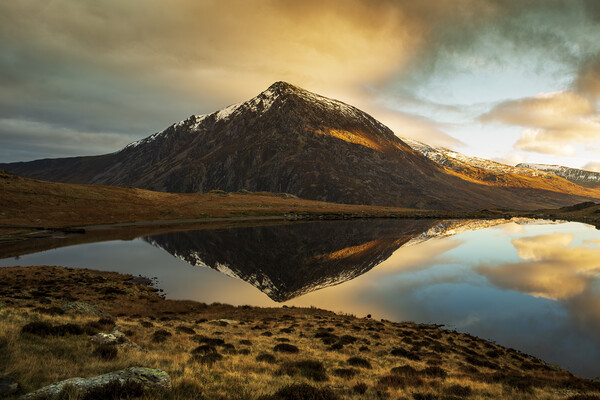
517 163 600 188
0 170 411 235
403 138 600 194
2 82 600 210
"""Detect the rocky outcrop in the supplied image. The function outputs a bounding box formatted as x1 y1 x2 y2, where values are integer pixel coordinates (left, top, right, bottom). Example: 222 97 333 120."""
21 367 170 399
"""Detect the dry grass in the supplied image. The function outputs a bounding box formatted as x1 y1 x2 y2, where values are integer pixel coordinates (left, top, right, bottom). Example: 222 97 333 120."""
1 266 599 399
0 171 412 232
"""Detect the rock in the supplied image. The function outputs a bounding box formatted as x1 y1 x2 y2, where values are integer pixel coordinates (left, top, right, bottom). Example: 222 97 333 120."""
91 330 126 345
21 367 170 399
91 330 142 350
61 301 107 317
0 376 18 397
215 319 238 325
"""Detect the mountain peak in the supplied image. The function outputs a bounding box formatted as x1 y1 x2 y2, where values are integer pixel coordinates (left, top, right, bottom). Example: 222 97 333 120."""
266 81 300 93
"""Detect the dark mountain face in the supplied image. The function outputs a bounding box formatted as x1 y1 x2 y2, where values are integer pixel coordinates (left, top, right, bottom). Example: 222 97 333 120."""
144 219 439 302
2 81 598 210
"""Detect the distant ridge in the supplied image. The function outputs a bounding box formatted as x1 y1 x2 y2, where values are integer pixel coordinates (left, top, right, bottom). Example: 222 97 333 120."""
517 163 600 188
2 81 600 210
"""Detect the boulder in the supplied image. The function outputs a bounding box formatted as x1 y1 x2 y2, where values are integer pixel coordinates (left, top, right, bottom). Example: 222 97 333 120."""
91 330 142 350
21 367 169 399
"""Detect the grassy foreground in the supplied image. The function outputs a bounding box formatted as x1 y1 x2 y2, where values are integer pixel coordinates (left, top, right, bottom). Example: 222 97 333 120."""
1 266 599 400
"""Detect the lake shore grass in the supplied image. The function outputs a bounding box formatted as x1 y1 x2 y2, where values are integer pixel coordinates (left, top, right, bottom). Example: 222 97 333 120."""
1 265 599 399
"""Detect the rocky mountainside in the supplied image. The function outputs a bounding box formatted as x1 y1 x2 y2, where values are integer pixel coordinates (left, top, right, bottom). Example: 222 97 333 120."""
144 219 438 302
2 81 599 210
517 163 600 187
403 138 600 194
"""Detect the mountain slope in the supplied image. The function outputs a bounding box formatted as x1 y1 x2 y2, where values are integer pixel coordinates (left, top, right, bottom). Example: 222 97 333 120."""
517 163 600 188
403 138 600 195
2 81 600 210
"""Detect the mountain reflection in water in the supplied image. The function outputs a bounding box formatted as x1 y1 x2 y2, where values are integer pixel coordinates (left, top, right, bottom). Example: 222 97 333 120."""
143 219 439 302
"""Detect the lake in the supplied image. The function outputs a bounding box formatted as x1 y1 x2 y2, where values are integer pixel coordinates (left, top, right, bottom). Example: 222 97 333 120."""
1 218 600 378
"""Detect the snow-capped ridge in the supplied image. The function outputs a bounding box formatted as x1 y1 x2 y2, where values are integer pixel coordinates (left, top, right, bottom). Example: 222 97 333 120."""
517 163 600 186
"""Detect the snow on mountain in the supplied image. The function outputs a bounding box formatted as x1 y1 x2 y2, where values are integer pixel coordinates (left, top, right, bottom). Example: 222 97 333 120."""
402 138 556 178
404 218 564 247
517 163 600 187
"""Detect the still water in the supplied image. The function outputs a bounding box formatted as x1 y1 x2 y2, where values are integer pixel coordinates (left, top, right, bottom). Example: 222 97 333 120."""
1 218 600 378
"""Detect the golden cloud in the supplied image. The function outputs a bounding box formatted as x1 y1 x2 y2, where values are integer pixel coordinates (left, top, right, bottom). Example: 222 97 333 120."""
480 91 600 156
476 233 600 300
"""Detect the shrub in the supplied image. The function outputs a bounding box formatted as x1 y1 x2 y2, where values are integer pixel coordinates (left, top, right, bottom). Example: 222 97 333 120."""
194 336 225 346
353 383 368 394
191 344 217 355
221 343 237 354
152 329 172 343
378 375 405 388
422 366 447 379
279 360 328 382
347 357 371 369
176 326 196 335
93 344 118 360
21 321 54 337
445 384 472 396
390 347 421 360
195 352 223 366
333 368 357 379
413 393 436 400
391 365 417 376
273 343 299 353
338 335 357 345
252 352 275 363
54 323 84 336
258 383 339 400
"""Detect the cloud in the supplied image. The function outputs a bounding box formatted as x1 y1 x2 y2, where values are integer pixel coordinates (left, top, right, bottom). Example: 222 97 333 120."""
583 161 600 172
476 233 600 300
513 130 577 156
575 56 600 100
480 91 600 156
2 1 600 161
0 118 133 162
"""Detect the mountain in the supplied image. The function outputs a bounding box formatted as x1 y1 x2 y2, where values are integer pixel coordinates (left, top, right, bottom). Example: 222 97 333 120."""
517 163 600 188
403 138 600 195
144 219 438 302
2 81 599 210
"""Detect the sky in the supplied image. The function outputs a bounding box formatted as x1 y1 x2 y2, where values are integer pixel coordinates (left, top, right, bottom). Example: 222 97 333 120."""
0 0 599 170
